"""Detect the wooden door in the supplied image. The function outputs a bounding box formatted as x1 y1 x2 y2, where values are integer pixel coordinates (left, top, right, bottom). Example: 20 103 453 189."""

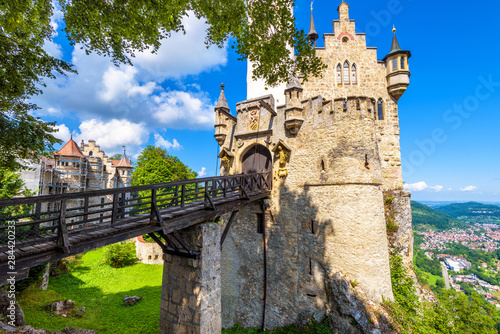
242 145 272 174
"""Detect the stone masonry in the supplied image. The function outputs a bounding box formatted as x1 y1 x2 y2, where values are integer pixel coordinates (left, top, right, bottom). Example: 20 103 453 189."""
159 223 221 334
215 1 413 331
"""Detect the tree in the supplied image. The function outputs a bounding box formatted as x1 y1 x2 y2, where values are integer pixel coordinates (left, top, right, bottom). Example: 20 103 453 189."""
132 146 197 187
0 168 34 220
109 154 123 160
1 0 325 171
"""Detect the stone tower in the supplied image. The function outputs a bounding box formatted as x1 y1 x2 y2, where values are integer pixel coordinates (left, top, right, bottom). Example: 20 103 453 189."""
215 2 412 331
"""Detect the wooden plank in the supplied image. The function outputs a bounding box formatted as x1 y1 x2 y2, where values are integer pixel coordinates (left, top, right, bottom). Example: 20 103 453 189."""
220 210 239 249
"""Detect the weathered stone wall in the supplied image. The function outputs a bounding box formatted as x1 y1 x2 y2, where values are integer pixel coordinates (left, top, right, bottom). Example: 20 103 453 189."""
135 237 163 265
159 223 221 334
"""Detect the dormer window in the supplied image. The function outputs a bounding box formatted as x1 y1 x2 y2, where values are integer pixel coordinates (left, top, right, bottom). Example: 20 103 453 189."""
336 64 342 85
343 61 350 84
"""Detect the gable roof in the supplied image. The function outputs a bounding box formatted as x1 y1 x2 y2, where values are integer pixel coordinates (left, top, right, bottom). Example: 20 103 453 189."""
55 138 84 158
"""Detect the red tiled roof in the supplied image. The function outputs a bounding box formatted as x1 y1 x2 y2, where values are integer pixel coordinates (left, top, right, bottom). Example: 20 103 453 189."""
110 156 132 168
55 139 84 158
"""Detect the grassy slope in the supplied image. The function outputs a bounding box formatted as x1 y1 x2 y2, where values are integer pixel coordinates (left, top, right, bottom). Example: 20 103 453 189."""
17 248 163 334
434 202 500 218
412 201 468 231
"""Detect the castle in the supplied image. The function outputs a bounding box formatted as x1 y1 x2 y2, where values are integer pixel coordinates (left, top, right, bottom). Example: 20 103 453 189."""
214 1 413 330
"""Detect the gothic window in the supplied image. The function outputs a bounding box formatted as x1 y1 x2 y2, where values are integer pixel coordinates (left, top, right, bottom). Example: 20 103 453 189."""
392 58 397 71
377 99 384 120
343 61 350 84
351 64 357 84
400 57 405 69
336 64 342 85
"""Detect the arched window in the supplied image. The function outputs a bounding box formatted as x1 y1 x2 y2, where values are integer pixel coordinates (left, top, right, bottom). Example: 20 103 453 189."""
336 64 342 85
351 64 357 84
377 99 384 120
392 58 397 71
400 57 405 69
89 151 93 156
343 61 350 84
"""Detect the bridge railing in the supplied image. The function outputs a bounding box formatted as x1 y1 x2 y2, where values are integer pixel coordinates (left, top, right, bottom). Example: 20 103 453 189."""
0 172 271 252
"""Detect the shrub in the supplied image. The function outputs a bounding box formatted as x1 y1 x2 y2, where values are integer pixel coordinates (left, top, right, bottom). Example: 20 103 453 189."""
104 243 138 268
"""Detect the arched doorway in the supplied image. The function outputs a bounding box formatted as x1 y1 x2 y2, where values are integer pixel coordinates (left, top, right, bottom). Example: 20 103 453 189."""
241 144 272 174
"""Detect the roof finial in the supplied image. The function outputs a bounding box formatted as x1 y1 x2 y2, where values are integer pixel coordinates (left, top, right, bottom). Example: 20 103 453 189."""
392 25 396 33
215 83 230 111
70 134 73 140
122 145 126 157
310 0 314 11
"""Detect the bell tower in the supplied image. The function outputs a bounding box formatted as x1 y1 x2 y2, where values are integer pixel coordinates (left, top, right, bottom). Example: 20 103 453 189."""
383 27 412 100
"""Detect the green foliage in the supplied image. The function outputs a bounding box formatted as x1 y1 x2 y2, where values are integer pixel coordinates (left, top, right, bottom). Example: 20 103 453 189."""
411 201 468 231
435 202 500 219
16 247 164 333
0 1 72 170
109 154 123 160
222 320 330 333
14 264 48 293
413 250 442 277
132 145 197 187
104 243 138 268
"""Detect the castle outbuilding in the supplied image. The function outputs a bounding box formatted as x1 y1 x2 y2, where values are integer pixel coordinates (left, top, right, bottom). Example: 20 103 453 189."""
215 2 413 330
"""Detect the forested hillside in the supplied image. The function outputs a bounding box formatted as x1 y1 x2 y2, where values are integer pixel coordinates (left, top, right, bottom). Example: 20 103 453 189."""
435 202 500 218
411 201 468 231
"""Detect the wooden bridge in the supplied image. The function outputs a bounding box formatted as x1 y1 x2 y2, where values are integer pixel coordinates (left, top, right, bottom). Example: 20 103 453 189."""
0 172 271 276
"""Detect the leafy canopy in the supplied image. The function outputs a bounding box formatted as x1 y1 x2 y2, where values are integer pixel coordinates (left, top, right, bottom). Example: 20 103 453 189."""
1 0 325 170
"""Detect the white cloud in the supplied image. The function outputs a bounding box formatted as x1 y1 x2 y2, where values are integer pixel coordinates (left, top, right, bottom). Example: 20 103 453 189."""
154 133 182 151
198 167 207 177
404 181 443 192
54 124 71 142
72 119 149 156
460 185 477 191
152 91 215 129
32 12 225 131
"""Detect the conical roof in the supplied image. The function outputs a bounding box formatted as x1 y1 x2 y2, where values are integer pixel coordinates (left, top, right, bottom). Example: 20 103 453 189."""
390 29 401 53
55 138 84 158
286 75 302 90
307 9 319 43
115 155 132 168
215 83 229 111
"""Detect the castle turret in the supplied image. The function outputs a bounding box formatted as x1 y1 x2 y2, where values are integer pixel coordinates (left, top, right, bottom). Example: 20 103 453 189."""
284 76 304 135
383 27 411 100
214 84 236 146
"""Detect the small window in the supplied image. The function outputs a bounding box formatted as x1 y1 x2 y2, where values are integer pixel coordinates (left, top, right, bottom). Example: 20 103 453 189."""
343 99 347 112
351 64 357 84
311 220 316 234
257 213 264 234
342 36 349 43
356 99 360 110
400 57 405 69
321 160 325 172
336 64 342 85
377 99 384 120
103 165 106 172
392 58 397 71
343 61 350 84
89 151 93 156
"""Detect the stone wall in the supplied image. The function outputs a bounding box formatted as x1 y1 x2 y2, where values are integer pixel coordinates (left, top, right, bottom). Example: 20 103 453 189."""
135 237 163 265
159 223 221 334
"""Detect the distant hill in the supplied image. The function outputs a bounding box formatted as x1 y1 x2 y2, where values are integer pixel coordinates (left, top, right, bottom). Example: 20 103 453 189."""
411 201 469 231
434 201 500 218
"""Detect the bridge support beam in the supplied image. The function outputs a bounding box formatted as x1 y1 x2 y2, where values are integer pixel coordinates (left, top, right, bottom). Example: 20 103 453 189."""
159 223 221 334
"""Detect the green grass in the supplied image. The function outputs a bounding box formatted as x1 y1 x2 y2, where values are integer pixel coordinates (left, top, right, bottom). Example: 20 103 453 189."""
17 247 164 333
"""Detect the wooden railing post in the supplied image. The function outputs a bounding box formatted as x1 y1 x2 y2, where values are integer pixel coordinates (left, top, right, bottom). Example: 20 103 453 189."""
58 199 70 254
181 184 186 208
83 197 89 225
151 189 157 221
31 202 41 236
111 193 119 225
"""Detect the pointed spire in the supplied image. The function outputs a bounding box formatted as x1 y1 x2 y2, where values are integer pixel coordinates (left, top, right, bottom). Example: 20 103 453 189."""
307 2 319 46
390 26 401 53
215 83 230 112
286 75 302 91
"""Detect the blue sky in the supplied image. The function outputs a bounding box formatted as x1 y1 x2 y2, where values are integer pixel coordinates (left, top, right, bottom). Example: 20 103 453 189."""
33 0 500 202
